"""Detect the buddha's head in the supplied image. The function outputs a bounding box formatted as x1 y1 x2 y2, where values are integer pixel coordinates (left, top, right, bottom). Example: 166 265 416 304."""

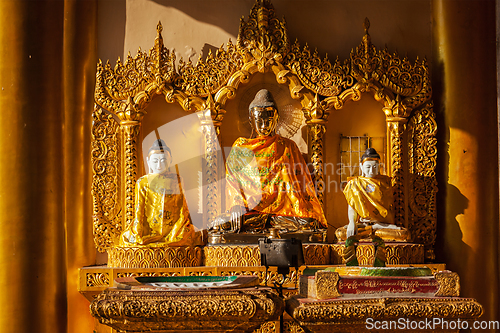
147 139 172 174
248 89 279 137
359 148 380 178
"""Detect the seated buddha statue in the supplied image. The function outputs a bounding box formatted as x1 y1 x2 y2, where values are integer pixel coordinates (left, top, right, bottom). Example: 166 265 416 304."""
335 148 411 242
211 89 327 239
120 139 201 247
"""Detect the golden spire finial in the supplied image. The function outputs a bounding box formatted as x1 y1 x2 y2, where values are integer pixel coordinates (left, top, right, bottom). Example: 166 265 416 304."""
157 21 163 34
362 17 372 57
363 17 370 34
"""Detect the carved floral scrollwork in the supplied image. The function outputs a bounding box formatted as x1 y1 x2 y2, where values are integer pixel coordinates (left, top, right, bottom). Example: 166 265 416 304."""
95 23 176 117
434 271 460 297
308 123 326 205
286 41 353 97
121 123 141 232
350 18 381 83
408 103 437 259
86 272 111 287
289 296 483 323
91 105 122 251
108 247 203 268
177 41 242 97
387 120 406 227
236 0 290 69
90 289 283 332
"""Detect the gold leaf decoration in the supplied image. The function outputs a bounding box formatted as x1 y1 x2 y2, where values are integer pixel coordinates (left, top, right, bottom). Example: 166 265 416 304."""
91 105 121 251
177 41 242 97
408 102 438 259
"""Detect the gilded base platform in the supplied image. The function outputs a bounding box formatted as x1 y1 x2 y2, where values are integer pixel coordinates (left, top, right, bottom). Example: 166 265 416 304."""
330 242 424 265
204 244 331 267
91 287 283 332
107 246 203 268
286 295 483 333
80 264 448 333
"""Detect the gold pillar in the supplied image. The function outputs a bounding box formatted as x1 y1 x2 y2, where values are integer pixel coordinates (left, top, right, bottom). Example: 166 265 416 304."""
63 1 97 333
199 110 220 224
386 118 407 227
308 122 326 206
121 121 141 230
433 0 499 324
0 0 97 332
0 1 66 332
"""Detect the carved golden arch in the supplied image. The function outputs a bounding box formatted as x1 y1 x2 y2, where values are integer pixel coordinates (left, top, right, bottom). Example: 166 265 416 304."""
92 0 437 260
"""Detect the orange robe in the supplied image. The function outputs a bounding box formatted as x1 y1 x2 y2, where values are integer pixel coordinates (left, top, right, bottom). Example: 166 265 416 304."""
226 134 327 228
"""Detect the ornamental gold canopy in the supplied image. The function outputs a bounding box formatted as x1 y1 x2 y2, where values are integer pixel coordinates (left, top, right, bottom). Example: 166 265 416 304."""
92 0 436 259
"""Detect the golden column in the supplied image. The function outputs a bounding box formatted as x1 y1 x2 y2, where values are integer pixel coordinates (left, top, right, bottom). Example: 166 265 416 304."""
120 121 142 229
0 1 97 332
308 122 326 206
386 118 407 227
0 1 67 332
433 0 499 324
198 105 221 225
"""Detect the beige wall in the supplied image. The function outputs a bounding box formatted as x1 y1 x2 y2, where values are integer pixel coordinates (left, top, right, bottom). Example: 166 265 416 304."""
98 0 432 65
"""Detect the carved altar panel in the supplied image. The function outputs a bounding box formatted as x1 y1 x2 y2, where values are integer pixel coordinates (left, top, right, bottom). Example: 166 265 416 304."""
91 0 436 259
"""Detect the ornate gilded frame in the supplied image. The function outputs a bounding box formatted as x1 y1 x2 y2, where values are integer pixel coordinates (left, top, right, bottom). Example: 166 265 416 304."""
91 0 437 259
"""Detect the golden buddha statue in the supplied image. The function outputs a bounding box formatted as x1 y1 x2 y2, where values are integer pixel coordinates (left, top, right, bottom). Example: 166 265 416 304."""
120 139 199 247
210 89 327 242
335 148 411 242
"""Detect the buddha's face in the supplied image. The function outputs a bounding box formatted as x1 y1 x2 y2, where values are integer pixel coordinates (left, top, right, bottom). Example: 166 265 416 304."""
360 160 379 178
147 151 171 174
249 106 279 137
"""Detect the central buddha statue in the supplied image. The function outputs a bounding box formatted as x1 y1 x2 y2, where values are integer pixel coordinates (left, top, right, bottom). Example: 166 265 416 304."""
210 89 327 242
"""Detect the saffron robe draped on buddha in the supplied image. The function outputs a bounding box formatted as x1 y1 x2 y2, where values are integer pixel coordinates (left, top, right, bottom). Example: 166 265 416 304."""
120 172 195 246
225 134 327 228
343 175 395 224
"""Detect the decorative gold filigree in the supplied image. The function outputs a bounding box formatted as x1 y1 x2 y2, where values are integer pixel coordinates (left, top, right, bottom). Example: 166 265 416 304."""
315 271 341 299
116 271 182 278
91 105 122 251
408 102 438 260
90 288 283 332
330 243 424 265
95 23 176 117
107 246 203 268
177 40 242 97
204 244 331 268
387 120 406 227
253 321 277 333
434 271 460 297
302 244 330 265
121 123 141 232
289 296 483 323
236 0 290 70
286 41 353 97
86 273 110 287
308 123 326 206
204 245 261 267
283 320 305 333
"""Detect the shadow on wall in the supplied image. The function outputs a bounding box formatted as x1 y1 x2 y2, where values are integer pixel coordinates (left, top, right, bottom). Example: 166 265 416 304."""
435 183 472 274
98 0 126 62
152 0 254 36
